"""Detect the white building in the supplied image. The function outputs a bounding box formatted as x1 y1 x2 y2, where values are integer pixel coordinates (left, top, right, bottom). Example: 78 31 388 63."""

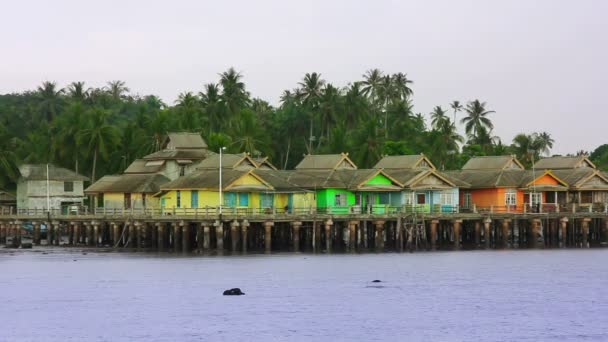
17 164 89 213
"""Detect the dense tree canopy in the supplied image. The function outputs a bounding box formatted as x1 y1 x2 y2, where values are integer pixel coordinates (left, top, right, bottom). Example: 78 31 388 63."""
0 68 594 190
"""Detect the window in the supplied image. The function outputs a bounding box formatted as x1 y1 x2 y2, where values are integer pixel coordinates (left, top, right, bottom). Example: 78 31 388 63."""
179 166 185 176
334 193 347 206
142 193 146 208
64 182 74 192
124 193 131 209
440 191 453 205
463 192 472 208
416 193 426 204
530 192 542 206
260 193 274 208
238 193 249 206
580 191 592 203
505 189 517 206
191 191 198 208
176 190 181 208
378 193 390 205
224 192 236 207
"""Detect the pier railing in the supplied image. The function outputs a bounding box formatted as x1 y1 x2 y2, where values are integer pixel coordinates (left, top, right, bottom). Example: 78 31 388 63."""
2 202 607 218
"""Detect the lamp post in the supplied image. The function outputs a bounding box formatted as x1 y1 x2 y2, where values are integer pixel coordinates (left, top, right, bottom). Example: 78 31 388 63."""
219 146 226 216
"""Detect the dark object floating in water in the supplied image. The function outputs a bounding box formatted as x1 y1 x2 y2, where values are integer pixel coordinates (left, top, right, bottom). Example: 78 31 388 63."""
372 280 382 283
223 288 245 296
21 243 33 249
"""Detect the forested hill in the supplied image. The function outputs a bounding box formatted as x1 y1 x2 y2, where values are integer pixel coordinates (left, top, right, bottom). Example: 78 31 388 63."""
0 68 606 189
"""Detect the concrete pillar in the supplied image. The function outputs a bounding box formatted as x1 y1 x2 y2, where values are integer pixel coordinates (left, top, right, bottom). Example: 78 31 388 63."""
52 221 60 245
602 218 608 245
430 220 439 251
93 221 100 247
501 219 511 249
560 217 568 248
156 223 165 250
202 223 210 251
581 218 591 248
346 221 356 252
452 220 462 250
529 219 541 249
483 218 492 249
313 221 321 252
291 221 302 252
172 222 180 251
215 220 224 251
241 220 249 253
230 220 240 252
324 219 333 253
0 222 5 244
181 221 189 253
374 221 385 251
474 221 481 248
33 222 41 245
264 221 274 253
111 223 119 247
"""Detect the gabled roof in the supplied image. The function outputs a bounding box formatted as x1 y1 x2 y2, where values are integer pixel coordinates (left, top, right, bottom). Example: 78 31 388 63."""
520 170 568 191
84 174 171 194
374 154 436 170
254 157 278 170
159 169 273 192
196 153 259 170
18 164 89 182
294 153 357 170
534 156 596 170
445 170 524 188
552 169 608 190
124 159 165 174
142 149 207 161
162 132 208 150
461 155 524 170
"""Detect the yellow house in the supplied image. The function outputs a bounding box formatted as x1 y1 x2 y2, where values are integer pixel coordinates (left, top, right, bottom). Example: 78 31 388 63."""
84 174 170 210
157 169 295 214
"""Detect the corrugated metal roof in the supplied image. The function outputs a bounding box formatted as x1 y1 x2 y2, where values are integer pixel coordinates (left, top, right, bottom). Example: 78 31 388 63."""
163 132 208 149
294 153 357 170
534 156 596 170
18 164 89 182
461 155 524 170
374 154 435 170
143 149 207 160
85 174 170 194
124 159 164 174
196 153 257 170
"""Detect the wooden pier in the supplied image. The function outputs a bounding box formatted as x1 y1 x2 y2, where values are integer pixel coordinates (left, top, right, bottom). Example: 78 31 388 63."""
1 211 607 253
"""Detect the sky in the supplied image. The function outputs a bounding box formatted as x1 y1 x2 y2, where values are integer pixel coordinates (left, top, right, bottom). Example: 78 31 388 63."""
1 0 606 155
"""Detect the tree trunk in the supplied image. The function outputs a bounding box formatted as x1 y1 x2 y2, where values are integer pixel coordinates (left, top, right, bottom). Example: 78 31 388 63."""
309 116 314 154
91 148 97 183
283 138 291 170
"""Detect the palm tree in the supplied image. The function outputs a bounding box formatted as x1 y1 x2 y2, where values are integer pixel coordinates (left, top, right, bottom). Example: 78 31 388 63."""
343 82 369 129
219 67 248 124
450 100 463 127
230 109 270 156
318 83 342 143
77 108 120 182
461 100 495 140
431 118 463 169
37 81 64 122
536 131 554 156
430 106 449 130
391 72 413 100
377 75 399 138
106 80 130 101
175 92 201 131
51 102 86 173
67 82 88 102
361 69 383 105
297 72 325 153
200 83 223 132
0 123 19 186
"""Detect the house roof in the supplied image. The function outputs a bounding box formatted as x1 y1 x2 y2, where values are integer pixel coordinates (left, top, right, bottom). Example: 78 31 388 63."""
0 190 15 202
552 169 608 190
446 169 569 190
294 153 357 170
162 132 208 150
123 159 165 174
374 154 436 170
383 169 457 189
461 155 524 170
534 156 596 170
18 164 89 182
84 173 171 194
196 153 258 170
254 157 278 170
142 149 207 161
159 169 273 191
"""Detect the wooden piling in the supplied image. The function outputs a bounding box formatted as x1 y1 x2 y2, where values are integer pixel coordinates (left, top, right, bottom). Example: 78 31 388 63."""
0 222 5 244
215 220 224 252
202 222 210 251
33 222 41 245
292 221 302 252
313 220 321 252
452 219 462 250
264 221 273 253
93 221 100 247
230 220 240 253
52 221 60 245
374 221 385 252
529 219 541 249
347 221 357 252
241 220 249 253
581 218 591 248
324 219 333 253
429 220 438 250
501 219 511 249
196 223 203 252
483 219 491 249
156 223 165 250
181 221 189 253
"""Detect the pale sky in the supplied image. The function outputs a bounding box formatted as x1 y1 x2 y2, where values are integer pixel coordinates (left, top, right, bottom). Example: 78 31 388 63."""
2 0 606 155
